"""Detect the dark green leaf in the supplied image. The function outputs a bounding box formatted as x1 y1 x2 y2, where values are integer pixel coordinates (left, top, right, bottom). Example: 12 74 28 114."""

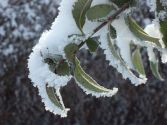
46 86 64 110
64 43 78 63
160 19 167 47
150 61 164 81
74 57 116 93
72 0 93 33
156 0 167 47
86 4 115 21
86 38 98 52
125 16 162 47
109 24 117 39
131 46 145 76
56 61 70 76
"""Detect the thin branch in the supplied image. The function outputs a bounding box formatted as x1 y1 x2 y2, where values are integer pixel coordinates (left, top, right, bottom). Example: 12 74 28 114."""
78 2 129 48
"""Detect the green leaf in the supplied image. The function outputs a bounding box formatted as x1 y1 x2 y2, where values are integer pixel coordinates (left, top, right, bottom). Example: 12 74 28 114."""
131 45 145 76
74 57 114 93
107 25 145 83
156 0 167 47
86 38 98 52
46 86 64 110
150 61 164 81
86 4 115 21
72 0 93 33
109 24 117 39
44 55 63 73
108 25 125 61
64 43 78 63
125 16 162 47
56 61 70 76
160 19 167 47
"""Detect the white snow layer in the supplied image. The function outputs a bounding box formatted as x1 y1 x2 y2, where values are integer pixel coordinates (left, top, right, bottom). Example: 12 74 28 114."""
99 17 147 86
144 23 167 63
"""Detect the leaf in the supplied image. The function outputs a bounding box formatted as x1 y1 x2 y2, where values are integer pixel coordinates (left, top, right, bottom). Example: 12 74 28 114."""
72 0 93 33
156 0 167 47
46 86 64 110
147 48 164 81
86 4 115 21
106 24 146 85
74 57 118 95
86 38 98 52
109 24 117 39
131 45 146 76
108 25 126 62
44 55 63 73
64 43 78 63
56 61 70 76
150 61 164 81
160 19 167 47
125 16 162 47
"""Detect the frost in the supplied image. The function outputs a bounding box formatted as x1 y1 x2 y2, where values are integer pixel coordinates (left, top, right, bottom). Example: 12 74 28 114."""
75 78 118 98
98 17 147 86
144 23 167 63
112 17 135 69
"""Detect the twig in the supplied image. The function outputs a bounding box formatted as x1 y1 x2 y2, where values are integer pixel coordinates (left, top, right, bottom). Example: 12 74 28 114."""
78 2 129 48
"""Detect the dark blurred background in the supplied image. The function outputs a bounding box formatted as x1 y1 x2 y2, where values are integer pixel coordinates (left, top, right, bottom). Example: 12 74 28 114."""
1 0 167 125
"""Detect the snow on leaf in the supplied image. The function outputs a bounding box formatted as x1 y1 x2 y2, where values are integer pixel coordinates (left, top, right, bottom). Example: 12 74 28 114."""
74 57 118 97
72 0 93 34
85 38 99 52
99 21 147 86
130 45 146 76
125 16 162 47
147 48 164 81
46 86 64 110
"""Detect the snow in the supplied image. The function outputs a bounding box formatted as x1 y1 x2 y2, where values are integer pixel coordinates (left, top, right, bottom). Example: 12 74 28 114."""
144 23 167 63
75 78 118 98
99 19 147 86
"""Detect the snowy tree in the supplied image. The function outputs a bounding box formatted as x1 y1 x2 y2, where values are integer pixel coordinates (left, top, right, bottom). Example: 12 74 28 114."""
28 0 167 117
